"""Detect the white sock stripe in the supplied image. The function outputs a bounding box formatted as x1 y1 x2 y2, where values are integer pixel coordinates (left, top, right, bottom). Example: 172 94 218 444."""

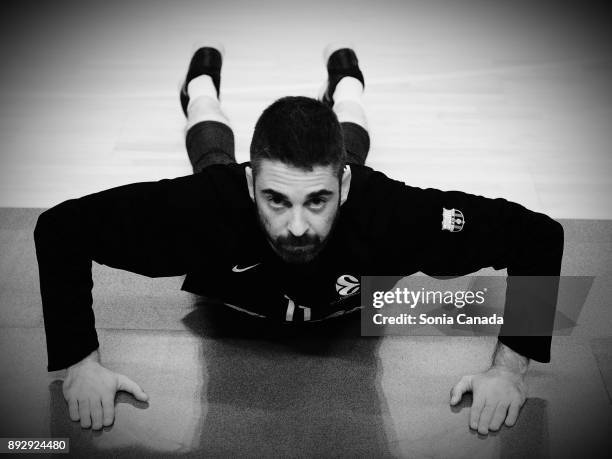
332 77 364 104
187 75 218 104
333 99 368 130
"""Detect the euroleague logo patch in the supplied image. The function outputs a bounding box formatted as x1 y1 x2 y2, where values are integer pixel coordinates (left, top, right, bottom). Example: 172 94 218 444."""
336 274 360 296
442 208 465 232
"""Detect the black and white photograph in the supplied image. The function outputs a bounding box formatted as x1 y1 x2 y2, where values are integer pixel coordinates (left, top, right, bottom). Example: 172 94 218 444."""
0 0 611 457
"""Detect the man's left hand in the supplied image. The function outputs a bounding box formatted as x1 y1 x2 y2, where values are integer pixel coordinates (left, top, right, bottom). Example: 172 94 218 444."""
449 368 527 434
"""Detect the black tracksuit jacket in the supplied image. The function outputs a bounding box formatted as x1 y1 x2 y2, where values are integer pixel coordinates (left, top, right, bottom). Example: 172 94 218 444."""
34 163 564 371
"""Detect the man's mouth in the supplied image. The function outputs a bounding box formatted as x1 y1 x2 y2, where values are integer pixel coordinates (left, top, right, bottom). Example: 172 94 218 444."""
285 243 316 250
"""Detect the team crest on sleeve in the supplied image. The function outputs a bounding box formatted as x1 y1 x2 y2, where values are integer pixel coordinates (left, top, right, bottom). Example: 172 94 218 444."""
442 208 465 232
335 274 360 296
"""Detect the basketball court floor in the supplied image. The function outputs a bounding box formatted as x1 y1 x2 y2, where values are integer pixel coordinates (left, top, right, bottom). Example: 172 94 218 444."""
1 0 611 457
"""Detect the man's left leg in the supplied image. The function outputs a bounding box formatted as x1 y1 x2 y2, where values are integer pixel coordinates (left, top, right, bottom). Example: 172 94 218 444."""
320 44 370 166
180 45 236 173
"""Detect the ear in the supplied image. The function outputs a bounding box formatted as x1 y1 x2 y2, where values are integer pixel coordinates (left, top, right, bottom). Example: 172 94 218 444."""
340 165 352 206
245 166 255 201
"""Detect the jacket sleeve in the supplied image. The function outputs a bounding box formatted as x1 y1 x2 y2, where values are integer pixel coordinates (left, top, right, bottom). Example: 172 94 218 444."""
384 180 564 362
34 173 218 371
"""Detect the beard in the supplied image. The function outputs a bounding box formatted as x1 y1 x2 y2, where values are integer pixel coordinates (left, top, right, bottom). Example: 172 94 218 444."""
273 232 323 264
253 196 340 264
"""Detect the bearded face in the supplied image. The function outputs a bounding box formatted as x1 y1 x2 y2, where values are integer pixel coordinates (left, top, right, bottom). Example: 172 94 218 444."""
246 160 351 264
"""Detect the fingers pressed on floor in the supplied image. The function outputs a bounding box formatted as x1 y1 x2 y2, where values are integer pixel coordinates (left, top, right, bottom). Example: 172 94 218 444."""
68 399 80 421
478 402 497 434
90 399 104 430
77 399 91 428
470 398 485 430
102 396 115 426
490 403 509 431
505 401 521 426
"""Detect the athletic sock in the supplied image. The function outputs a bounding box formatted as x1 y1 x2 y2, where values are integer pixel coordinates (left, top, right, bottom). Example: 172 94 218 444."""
332 76 364 106
187 75 218 105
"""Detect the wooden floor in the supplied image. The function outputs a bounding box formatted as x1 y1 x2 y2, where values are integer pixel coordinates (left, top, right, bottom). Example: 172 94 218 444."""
0 0 611 218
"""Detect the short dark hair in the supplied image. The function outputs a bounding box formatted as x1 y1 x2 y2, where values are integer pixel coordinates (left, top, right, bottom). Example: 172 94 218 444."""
250 96 346 176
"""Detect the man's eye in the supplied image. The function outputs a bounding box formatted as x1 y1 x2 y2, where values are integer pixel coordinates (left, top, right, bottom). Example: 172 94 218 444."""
308 198 327 209
268 196 286 207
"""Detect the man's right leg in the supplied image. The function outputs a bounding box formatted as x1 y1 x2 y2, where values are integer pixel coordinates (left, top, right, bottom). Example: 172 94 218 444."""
181 45 236 174
321 45 370 166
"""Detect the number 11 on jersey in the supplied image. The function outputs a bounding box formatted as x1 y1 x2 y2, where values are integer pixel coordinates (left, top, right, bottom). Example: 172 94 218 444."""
284 295 311 321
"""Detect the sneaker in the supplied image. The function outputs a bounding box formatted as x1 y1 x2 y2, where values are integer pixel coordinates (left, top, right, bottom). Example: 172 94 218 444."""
180 45 224 117
319 44 365 107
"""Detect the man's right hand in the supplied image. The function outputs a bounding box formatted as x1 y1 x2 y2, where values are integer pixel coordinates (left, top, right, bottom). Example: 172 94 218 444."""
62 350 149 430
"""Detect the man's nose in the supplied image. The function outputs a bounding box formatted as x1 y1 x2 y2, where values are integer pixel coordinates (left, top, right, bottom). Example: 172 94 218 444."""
287 208 308 237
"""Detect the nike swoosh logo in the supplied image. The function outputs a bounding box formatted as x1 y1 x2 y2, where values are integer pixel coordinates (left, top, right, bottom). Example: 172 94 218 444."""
232 263 261 273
